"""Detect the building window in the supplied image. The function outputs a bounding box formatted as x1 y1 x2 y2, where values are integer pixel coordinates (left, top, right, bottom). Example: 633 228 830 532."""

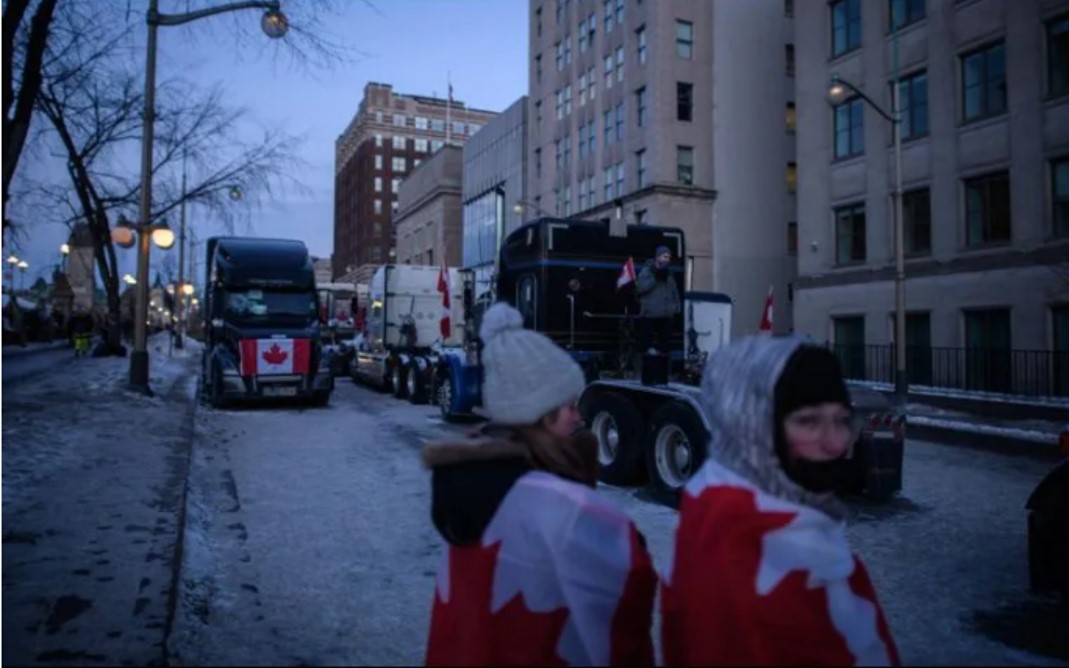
604 0 612 33
564 85 572 115
373 222 383 237
835 202 866 264
833 97 865 159
893 70 928 139
786 162 797 194
579 72 588 106
392 113 405 127
392 157 406 172
392 178 400 194
604 109 613 146
889 311 933 385
890 0 925 31
556 0 563 24
636 87 647 126
556 88 564 120
556 41 564 71
964 308 1012 393
432 139 444 152
415 138 429 152
374 111 383 124
616 162 625 196
785 0 794 18
588 13 596 46
535 148 542 178
788 222 798 255
616 46 625 82
565 33 572 65
902 188 931 254
392 136 406 150
676 20 693 59
535 54 542 83
431 119 445 132
604 167 614 200
586 177 597 206
1048 15 1069 98
1053 158 1069 237
786 44 795 77
536 6 542 36
588 66 597 101
677 145 694 185
415 116 428 130
832 316 866 380
535 100 542 123
786 102 796 134
579 18 588 51
374 199 383 215
615 0 624 24
374 134 383 148
961 42 1006 122
374 177 382 192
636 149 646 188
375 155 383 170
635 209 647 225
677 82 693 121
370 246 382 262
587 121 596 155
964 171 1011 246
604 54 614 89
615 102 624 141
637 26 647 64
831 0 862 58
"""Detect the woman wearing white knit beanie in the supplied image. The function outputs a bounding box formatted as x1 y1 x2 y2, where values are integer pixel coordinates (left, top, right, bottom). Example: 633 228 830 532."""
422 302 657 667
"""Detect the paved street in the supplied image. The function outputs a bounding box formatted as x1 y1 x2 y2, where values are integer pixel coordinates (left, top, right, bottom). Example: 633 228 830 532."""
169 375 1069 667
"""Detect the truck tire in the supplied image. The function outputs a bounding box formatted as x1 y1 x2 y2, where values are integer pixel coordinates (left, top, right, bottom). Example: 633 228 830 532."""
645 401 708 495
407 360 427 404
390 361 408 399
437 372 460 423
580 391 646 486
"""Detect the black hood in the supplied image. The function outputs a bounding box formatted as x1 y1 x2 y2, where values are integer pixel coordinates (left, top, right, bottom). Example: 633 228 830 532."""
421 430 532 547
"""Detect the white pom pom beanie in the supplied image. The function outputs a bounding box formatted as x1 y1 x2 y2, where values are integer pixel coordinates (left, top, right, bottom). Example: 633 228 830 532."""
478 302 587 425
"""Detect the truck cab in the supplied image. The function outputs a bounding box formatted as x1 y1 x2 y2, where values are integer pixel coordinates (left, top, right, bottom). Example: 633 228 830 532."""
200 236 333 407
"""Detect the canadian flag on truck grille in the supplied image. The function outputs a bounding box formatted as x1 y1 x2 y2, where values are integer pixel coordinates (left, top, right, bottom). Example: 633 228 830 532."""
240 338 311 376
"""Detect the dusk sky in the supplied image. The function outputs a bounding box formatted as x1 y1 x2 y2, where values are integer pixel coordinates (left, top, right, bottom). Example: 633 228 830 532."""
10 0 528 286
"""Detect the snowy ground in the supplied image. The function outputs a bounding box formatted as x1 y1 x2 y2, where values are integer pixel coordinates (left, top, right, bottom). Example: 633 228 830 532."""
170 376 1068 667
2 335 199 665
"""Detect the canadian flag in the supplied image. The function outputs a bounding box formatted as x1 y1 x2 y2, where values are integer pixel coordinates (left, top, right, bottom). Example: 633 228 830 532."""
616 257 637 290
758 286 774 333
239 338 311 376
438 263 451 339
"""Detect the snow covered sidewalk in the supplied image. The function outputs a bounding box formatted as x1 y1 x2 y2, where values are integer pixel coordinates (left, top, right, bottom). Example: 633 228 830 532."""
2 335 201 665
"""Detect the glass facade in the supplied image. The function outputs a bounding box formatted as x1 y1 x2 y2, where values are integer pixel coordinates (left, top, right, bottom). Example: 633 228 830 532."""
463 190 505 270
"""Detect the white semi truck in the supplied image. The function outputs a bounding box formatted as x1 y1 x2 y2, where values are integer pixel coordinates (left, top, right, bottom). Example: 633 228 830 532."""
349 264 465 403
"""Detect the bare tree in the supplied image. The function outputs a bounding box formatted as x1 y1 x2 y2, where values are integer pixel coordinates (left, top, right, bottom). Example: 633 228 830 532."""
32 2 305 354
3 0 60 241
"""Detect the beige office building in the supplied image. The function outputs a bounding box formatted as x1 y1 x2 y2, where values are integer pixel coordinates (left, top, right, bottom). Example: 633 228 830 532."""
794 0 1069 396
527 0 798 335
395 145 464 267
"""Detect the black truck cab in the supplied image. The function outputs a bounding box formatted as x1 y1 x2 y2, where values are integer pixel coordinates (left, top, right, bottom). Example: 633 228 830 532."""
200 236 333 407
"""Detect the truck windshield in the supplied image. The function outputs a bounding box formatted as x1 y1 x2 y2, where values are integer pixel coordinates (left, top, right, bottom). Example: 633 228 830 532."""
224 289 316 322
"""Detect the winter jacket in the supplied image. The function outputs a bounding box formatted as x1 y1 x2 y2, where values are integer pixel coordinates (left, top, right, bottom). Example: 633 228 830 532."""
661 335 900 667
422 426 657 666
635 260 680 319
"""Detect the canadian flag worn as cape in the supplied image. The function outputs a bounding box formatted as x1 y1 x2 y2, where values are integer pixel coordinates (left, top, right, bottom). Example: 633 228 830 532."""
661 460 900 666
425 471 657 666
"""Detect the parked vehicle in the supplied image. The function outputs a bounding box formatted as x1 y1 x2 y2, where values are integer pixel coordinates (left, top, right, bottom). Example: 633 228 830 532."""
434 217 905 503
350 264 465 404
1027 429 1069 607
199 236 334 408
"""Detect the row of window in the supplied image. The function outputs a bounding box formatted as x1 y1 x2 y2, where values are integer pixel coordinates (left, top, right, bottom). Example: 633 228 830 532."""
831 0 930 58
372 134 444 154
828 159 1069 266
832 306 1069 394
371 110 480 137
372 154 424 174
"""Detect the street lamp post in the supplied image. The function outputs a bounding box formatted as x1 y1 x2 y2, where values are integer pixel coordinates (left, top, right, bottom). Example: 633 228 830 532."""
826 73 907 408
128 0 289 393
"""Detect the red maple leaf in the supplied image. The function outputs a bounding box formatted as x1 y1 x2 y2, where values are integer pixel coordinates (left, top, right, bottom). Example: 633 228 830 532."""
262 343 288 365
426 542 570 666
661 485 859 666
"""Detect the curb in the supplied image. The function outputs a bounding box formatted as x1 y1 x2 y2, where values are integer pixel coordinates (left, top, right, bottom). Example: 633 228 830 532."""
159 363 199 667
908 419 1063 462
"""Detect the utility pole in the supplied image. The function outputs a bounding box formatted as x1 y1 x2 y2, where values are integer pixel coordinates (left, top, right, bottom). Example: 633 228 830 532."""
175 153 187 349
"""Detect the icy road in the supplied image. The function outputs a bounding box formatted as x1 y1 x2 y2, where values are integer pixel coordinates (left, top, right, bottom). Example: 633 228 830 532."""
168 379 1069 667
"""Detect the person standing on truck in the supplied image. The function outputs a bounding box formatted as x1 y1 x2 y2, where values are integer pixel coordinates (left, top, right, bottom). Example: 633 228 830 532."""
421 302 656 667
635 245 680 355
661 336 899 666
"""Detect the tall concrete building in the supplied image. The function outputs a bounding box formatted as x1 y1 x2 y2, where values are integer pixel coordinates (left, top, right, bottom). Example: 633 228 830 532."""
395 145 464 267
462 96 528 298
527 0 797 335
794 0 1069 395
333 82 497 281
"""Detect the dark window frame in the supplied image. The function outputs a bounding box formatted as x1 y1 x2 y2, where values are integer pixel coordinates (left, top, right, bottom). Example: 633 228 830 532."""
964 171 1011 246
833 96 865 159
1048 13 1069 99
902 187 932 255
834 202 867 265
1052 157 1069 238
890 69 929 140
831 0 862 58
889 0 925 32
677 82 694 122
960 41 1007 123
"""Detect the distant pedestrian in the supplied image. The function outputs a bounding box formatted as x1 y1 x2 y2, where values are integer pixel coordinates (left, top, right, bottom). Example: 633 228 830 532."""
661 336 899 666
422 302 656 666
635 245 680 355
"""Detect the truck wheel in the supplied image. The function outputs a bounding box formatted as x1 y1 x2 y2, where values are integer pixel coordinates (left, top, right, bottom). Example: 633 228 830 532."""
580 392 646 486
407 361 426 404
391 361 409 399
437 373 460 422
646 401 708 495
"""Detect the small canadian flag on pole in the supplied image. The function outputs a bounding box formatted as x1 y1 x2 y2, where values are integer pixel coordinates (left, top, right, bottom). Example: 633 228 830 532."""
617 257 637 290
437 263 451 339
758 286 774 333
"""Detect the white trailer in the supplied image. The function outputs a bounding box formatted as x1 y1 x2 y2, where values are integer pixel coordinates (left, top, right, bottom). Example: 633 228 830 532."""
350 264 465 403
